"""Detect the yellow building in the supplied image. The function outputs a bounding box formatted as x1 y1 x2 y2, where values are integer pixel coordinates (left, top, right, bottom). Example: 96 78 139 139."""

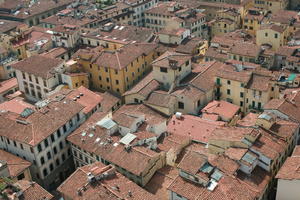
256 24 288 51
215 64 280 113
74 43 159 95
253 0 288 13
211 8 241 37
144 2 207 38
243 8 266 36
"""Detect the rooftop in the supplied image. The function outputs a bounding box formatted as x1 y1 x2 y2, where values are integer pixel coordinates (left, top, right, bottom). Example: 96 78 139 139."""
0 150 31 178
276 145 300 180
167 114 225 143
0 95 83 146
201 100 240 121
11 55 63 79
0 78 18 94
57 162 155 200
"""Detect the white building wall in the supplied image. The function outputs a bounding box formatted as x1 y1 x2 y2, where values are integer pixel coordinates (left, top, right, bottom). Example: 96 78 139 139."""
276 179 300 200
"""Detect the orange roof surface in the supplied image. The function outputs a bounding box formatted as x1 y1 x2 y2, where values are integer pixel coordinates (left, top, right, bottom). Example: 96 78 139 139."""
0 150 31 177
66 86 102 114
0 78 18 94
201 100 240 121
0 97 34 114
167 114 225 143
276 146 300 180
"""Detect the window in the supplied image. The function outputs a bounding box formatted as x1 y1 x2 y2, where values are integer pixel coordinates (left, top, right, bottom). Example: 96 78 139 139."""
241 83 244 87
265 32 268 37
29 75 32 82
20 143 23 149
116 80 119 85
59 141 64 150
56 158 60 166
43 80 47 87
252 101 255 108
227 89 231 95
53 146 57 154
274 33 278 38
49 163 54 171
76 113 80 121
240 101 243 106
22 73 26 79
185 60 189 66
40 156 45 165
98 76 102 80
271 87 274 91
197 100 201 107
13 141 17 147
35 77 39 84
47 151 51 159
43 169 48 177
62 153 66 161
63 125 67 133
160 67 168 73
57 129 61 138
7 139 10 144
240 92 244 98
89 64 92 69
50 134 55 142
227 80 231 85
106 77 109 83
37 144 42 152
44 139 48 148
258 102 262 109
178 102 184 109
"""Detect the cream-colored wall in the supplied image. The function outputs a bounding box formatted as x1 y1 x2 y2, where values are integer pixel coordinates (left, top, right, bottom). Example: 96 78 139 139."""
256 29 286 51
276 179 300 200
153 60 191 89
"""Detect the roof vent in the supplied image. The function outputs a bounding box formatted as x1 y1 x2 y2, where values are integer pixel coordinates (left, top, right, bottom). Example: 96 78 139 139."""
175 112 182 119
80 93 84 96
87 172 96 183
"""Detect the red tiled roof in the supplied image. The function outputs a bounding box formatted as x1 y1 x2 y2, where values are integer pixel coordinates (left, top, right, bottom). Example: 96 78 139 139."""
58 162 155 200
0 78 18 94
201 100 240 121
65 86 102 114
15 180 54 200
0 150 31 178
0 97 34 114
168 114 225 143
11 55 63 79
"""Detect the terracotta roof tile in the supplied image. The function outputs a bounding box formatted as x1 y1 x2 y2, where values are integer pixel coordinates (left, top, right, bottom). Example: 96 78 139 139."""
123 72 160 98
11 55 63 79
0 78 18 94
58 163 155 200
201 100 240 120
0 150 31 178
14 180 54 200
0 96 83 146
168 114 225 143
